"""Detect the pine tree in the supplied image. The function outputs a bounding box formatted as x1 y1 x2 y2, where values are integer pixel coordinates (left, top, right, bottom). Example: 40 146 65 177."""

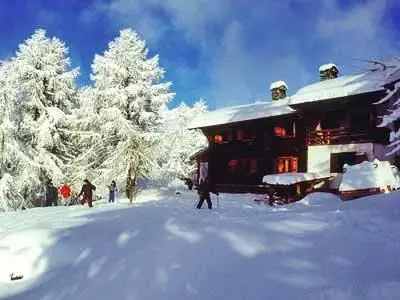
0 61 39 210
157 99 208 182
8 29 79 196
68 86 102 187
84 29 174 202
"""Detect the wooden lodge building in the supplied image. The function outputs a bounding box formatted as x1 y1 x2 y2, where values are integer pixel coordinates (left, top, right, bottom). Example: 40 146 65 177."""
188 64 400 193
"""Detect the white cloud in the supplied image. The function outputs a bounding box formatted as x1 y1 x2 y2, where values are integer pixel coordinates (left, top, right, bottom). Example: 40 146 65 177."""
79 0 400 108
316 0 396 61
210 21 311 108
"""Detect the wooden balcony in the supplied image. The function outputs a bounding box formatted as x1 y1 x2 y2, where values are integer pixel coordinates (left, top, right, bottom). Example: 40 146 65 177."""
307 127 389 146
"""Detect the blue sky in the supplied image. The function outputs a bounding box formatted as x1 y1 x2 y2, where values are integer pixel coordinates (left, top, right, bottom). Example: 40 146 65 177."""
1 0 400 109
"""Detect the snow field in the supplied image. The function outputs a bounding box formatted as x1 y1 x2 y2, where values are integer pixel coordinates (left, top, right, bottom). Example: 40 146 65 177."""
0 189 400 300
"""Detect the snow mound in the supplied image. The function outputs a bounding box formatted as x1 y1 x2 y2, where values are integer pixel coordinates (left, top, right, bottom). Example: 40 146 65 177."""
167 178 187 191
339 159 400 192
297 192 341 207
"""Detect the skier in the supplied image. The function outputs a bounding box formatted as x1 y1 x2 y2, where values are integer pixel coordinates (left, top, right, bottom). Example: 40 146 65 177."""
45 181 58 207
59 183 72 206
77 179 96 208
196 177 218 209
108 180 117 203
186 178 194 190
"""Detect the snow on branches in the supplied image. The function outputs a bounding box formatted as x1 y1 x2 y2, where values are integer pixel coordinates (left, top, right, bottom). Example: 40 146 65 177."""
377 58 400 155
156 99 208 182
11 29 79 187
0 27 207 210
0 29 79 210
75 29 175 201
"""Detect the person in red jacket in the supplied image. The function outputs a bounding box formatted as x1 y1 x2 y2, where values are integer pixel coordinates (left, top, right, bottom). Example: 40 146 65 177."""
59 184 72 206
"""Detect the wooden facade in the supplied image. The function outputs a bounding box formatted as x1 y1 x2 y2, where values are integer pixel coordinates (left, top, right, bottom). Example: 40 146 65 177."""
192 89 393 193
296 92 391 146
201 115 307 191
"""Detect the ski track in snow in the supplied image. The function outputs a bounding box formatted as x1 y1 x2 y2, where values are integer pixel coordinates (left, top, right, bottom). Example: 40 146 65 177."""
0 190 400 300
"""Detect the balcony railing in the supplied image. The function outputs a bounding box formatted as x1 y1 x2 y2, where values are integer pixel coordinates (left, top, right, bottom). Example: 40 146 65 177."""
307 127 389 146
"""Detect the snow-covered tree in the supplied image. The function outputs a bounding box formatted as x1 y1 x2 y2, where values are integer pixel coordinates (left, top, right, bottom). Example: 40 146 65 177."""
8 29 79 196
376 58 400 155
0 61 39 210
156 99 208 181
79 29 174 202
68 87 101 187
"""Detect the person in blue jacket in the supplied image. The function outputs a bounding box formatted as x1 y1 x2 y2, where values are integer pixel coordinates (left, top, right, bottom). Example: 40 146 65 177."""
108 180 117 203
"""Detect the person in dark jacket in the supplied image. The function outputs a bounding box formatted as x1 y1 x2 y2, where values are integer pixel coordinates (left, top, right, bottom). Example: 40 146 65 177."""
196 177 218 209
45 182 58 207
108 180 117 203
78 179 96 208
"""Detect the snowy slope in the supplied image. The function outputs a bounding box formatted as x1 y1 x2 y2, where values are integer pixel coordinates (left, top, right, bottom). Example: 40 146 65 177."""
1 190 400 300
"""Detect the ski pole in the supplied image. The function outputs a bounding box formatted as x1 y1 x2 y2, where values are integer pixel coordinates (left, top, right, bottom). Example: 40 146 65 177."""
217 195 220 209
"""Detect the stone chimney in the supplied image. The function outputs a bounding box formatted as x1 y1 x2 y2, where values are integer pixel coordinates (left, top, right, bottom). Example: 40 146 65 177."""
270 81 288 101
319 63 339 81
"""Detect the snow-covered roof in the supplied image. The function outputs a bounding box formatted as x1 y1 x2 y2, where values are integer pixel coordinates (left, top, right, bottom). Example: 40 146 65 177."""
269 80 288 90
262 173 328 185
287 69 391 105
188 67 400 129
187 100 295 129
319 63 338 72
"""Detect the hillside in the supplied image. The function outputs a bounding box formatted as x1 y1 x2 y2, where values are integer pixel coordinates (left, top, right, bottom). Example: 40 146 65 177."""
1 189 400 300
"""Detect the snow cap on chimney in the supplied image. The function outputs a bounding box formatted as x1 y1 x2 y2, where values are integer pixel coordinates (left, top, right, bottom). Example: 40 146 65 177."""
319 63 339 81
270 81 288 100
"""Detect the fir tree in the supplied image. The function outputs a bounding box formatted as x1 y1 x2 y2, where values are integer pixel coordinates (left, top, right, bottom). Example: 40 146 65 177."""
157 99 208 182
83 29 174 202
9 29 79 195
0 61 40 210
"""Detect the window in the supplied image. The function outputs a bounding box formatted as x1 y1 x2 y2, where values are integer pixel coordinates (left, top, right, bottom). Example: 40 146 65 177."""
228 158 258 174
275 156 298 173
214 128 233 144
350 110 374 130
273 121 296 138
236 128 253 141
228 159 240 172
330 152 357 173
322 110 344 129
248 159 258 174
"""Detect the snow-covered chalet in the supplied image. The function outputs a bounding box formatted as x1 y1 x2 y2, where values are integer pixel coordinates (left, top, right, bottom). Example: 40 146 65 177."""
188 63 400 193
